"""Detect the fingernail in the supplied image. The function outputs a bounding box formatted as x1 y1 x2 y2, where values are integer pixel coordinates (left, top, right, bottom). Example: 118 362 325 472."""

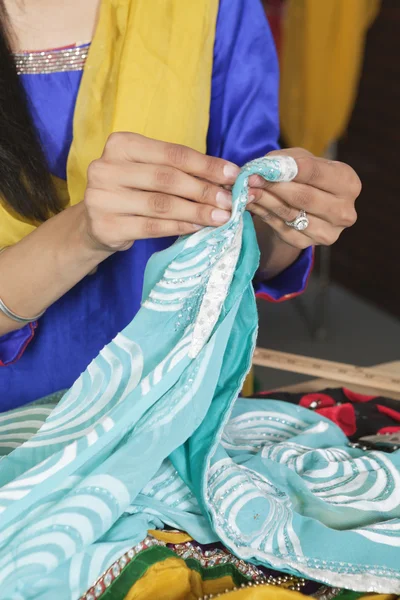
191 224 203 231
249 175 264 187
212 209 231 224
247 194 256 204
216 190 232 209
223 163 240 181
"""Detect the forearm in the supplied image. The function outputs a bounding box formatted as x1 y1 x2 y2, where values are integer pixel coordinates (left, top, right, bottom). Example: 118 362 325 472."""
254 216 302 280
0 203 112 335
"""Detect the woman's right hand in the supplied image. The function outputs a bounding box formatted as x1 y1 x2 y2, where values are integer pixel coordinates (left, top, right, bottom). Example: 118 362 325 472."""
83 133 240 252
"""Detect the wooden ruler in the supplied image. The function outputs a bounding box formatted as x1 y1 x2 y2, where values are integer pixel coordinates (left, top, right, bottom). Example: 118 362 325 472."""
252 347 400 395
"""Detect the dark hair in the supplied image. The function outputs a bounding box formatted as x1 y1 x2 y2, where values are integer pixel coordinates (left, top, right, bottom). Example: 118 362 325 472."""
0 1 61 222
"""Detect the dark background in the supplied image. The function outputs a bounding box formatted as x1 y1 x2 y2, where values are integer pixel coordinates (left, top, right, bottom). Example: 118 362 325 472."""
334 1 400 318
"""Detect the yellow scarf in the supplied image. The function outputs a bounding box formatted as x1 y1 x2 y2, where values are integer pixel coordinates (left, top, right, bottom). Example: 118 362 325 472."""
280 0 380 157
0 0 219 247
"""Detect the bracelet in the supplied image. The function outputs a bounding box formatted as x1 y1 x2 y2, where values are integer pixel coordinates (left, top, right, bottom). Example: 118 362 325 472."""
0 248 45 323
0 297 45 324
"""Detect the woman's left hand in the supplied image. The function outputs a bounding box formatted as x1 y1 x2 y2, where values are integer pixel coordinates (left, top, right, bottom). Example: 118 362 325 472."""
247 148 361 249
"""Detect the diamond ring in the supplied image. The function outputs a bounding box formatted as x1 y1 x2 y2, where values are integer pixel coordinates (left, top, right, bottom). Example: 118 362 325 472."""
285 210 309 232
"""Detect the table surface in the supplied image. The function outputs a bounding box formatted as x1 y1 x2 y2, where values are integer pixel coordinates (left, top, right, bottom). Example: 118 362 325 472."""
275 361 400 399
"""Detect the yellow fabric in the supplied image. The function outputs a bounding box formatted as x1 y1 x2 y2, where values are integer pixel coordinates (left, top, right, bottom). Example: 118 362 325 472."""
280 0 380 157
0 0 219 248
123 556 234 600
124 552 397 599
367 597 398 600
242 368 254 398
125 531 397 599
123 555 309 600
0 176 69 247
149 529 193 544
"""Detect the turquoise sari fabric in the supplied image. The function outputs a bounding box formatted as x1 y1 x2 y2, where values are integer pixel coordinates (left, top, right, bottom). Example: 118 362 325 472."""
0 157 399 599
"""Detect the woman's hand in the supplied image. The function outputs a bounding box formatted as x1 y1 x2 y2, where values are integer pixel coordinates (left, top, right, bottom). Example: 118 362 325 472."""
83 133 240 251
247 148 361 250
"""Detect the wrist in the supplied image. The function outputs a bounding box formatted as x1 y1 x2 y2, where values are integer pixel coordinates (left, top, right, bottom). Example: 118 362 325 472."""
270 232 302 263
254 218 302 280
0 204 115 336
72 203 115 265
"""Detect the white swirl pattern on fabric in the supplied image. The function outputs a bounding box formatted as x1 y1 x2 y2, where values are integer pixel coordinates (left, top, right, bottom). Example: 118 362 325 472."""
2 157 400 598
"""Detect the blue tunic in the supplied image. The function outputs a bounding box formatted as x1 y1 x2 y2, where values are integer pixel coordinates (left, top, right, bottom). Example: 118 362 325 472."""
0 0 312 410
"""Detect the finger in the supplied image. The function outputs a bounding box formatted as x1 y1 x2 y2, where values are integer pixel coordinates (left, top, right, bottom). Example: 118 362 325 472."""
89 188 231 227
250 154 361 199
267 147 313 159
293 156 362 198
248 184 357 228
248 202 343 247
249 203 310 249
87 211 202 249
247 148 313 190
89 161 233 212
127 216 203 241
248 188 303 225
103 132 240 185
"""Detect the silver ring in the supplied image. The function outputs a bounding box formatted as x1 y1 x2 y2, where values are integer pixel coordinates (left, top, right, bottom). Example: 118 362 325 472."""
285 210 309 232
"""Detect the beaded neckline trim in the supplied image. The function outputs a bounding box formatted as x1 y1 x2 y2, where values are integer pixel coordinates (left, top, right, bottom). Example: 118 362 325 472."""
13 43 90 75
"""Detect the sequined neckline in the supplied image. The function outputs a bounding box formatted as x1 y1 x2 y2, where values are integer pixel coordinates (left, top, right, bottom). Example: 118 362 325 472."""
13 43 90 76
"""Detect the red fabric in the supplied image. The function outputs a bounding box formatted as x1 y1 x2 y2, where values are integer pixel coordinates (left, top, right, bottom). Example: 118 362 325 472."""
263 0 285 55
254 386 400 443
342 388 377 403
377 426 400 435
300 393 335 409
14 322 37 364
376 404 400 423
255 247 315 304
256 288 307 303
0 321 37 367
317 404 357 437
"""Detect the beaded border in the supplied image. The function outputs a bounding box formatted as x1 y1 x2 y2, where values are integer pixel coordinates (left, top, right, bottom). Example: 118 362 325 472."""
199 583 343 600
14 44 89 75
80 536 164 600
171 540 305 588
80 535 310 600
312 587 343 600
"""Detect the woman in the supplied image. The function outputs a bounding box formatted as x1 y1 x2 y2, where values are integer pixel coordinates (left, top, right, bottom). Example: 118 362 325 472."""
0 2 376 600
0 0 360 410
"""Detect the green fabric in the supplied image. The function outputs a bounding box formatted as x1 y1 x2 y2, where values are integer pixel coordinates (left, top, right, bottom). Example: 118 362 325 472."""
102 547 176 600
334 593 367 600
184 558 250 586
102 545 255 599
